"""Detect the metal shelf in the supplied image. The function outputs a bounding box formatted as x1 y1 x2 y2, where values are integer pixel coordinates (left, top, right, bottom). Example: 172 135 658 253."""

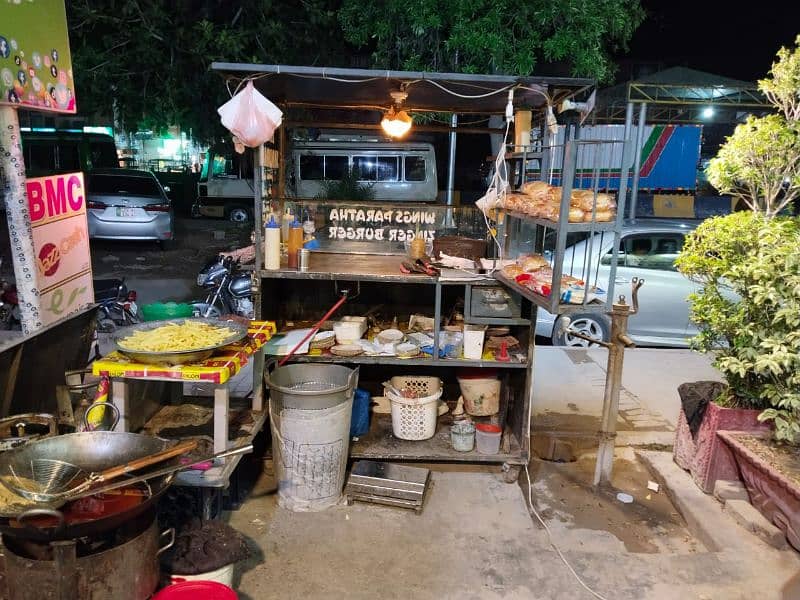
503 210 618 233
493 271 607 315
463 316 530 326
351 413 524 463
279 353 528 369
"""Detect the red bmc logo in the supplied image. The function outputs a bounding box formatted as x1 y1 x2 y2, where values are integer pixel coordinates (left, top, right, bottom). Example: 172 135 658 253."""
27 174 84 223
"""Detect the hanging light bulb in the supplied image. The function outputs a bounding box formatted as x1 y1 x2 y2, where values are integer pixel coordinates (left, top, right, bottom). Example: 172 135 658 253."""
381 106 413 138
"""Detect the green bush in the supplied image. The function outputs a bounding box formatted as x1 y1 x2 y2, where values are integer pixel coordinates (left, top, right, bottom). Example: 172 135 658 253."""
316 168 375 202
676 212 800 441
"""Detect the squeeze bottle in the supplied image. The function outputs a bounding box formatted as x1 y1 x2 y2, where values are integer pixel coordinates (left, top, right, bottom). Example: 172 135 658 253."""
264 215 281 270
287 220 304 269
281 207 294 242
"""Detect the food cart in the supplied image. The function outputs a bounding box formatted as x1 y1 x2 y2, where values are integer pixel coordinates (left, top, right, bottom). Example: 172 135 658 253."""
209 64 632 485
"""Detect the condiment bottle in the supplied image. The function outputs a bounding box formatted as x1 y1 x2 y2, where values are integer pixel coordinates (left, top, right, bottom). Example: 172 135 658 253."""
287 220 304 269
281 206 294 242
264 215 281 270
410 235 426 259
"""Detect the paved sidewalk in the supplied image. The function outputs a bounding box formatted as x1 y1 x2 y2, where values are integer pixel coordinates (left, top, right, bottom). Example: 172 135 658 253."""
532 346 721 436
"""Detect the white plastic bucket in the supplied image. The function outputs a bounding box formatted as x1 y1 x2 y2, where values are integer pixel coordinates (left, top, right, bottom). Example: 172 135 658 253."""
457 377 501 416
170 562 235 587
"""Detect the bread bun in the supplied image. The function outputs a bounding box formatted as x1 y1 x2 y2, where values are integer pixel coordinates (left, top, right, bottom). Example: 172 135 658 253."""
519 254 549 272
568 207 585 222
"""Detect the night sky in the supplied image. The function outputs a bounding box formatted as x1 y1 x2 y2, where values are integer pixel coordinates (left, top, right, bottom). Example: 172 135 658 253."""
620 0 799 82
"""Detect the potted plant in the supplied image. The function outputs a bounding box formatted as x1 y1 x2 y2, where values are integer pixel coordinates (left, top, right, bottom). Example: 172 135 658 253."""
673 36 800 498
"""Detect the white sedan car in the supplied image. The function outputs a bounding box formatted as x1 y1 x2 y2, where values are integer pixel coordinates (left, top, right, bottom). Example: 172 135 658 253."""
536 219 700 347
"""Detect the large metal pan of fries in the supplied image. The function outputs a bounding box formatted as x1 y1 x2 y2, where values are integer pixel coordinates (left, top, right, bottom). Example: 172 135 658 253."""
112 318 248 365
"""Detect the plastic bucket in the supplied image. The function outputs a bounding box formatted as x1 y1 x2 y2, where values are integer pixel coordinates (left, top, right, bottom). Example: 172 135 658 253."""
457 377 501 417
266 363 359 511
153 581 237 599
450 420 475 452
140 302 194 321
170 563 235 587
475 423 502 454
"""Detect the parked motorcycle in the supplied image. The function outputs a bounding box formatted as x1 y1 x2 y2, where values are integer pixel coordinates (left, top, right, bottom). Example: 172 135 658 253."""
0 258 20 330
94 277 141 332
192 255 254 319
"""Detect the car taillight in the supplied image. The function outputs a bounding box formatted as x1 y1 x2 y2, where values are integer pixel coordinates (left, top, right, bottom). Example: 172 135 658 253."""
127 290 137 301
144 204 170 212
87 200 107 209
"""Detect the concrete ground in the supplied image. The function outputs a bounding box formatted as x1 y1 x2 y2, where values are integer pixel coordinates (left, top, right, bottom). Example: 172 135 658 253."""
210 345 798 600
225 449 800 600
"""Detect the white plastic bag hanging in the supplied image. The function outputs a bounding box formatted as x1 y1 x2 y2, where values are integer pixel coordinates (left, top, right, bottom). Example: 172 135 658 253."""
217 80 283 147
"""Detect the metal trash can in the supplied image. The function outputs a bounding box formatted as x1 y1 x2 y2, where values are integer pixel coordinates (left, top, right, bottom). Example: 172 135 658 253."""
265 363 359 512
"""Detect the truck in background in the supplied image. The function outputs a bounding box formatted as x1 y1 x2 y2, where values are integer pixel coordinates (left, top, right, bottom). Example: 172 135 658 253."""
528 124 703 192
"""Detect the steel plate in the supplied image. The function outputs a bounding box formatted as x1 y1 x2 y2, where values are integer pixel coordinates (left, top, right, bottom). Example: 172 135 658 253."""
113 318 248 365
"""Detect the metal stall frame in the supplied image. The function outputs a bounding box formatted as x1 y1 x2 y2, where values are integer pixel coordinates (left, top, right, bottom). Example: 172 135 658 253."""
212 63 595 482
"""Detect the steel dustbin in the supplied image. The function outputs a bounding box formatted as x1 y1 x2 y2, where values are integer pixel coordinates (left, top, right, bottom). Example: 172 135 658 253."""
265 363 358 512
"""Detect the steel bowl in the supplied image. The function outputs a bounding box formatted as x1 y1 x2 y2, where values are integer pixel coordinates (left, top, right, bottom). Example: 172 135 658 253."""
112 317 248 365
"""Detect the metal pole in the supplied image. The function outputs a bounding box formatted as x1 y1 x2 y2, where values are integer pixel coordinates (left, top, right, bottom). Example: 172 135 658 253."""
593 301 631 487
628 102 647 221
446 113 457 206
0 106 42 334
623 102 634 140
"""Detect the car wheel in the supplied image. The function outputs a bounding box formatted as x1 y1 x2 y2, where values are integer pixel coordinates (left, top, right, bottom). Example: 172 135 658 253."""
159 239 176 251
552 313 610 347
226 206 251 223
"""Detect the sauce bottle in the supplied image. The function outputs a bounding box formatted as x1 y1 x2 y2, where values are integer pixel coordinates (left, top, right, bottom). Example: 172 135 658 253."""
264 215 281 270
287 220 304 269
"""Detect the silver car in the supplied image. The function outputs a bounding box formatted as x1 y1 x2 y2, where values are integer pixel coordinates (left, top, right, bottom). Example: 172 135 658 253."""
87 169 175 248
536 219 700 347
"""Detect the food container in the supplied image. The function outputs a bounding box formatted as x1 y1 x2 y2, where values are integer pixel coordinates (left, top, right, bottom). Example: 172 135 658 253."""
433 235 487 261
333 317 367 344
462 324 486 360
169 563 235 587
457 370 500 416
439 330 464 358
450 420 475 452
475 423 502 454
377 328 404 345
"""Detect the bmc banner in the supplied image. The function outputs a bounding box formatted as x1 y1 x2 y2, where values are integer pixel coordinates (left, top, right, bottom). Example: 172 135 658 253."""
0 0 76 112
26 172 94 326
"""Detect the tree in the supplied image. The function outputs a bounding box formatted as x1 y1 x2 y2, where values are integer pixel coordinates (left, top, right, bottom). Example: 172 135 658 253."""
67 0 349 141
706 35 800 217
338 0 645 81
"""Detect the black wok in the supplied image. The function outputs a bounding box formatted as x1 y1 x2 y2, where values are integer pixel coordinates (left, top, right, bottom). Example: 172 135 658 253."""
0 431 182 542
0 473 174 542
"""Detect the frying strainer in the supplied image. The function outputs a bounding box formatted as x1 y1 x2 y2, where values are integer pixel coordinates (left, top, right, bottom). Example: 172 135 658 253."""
0 439 198 503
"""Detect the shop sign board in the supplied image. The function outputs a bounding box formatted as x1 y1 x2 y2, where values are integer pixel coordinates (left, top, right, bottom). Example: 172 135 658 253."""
294 202 486 254
26 172 94 326
0 0 76 113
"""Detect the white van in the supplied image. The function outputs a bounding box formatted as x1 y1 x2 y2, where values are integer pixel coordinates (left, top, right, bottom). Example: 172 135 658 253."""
194 139 438 222
290 141 438 202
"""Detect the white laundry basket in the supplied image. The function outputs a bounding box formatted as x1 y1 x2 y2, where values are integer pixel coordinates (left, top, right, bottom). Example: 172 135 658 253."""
386 376 442 441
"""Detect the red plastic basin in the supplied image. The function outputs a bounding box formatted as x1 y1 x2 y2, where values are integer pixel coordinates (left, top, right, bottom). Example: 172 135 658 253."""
153 581 238 600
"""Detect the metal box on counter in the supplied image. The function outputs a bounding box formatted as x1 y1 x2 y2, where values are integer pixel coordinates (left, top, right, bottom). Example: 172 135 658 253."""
469 286 522 319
